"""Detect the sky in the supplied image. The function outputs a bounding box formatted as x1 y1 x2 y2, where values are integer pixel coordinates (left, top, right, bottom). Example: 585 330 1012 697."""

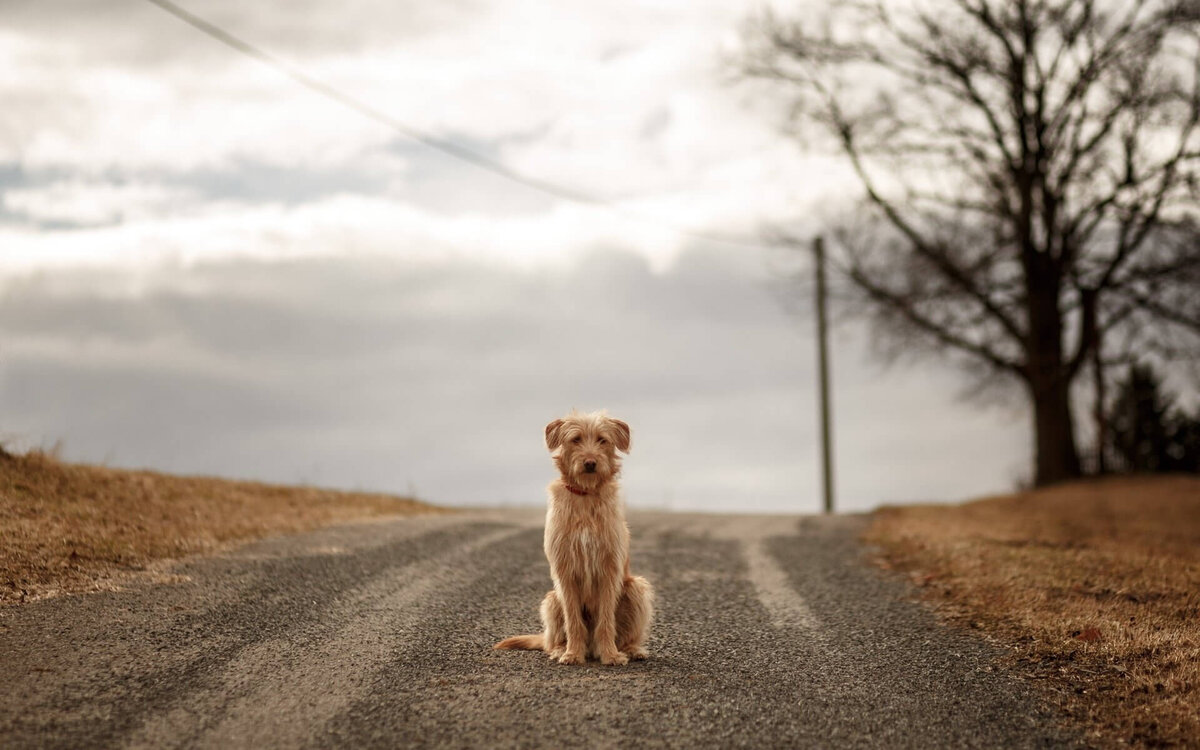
0 0 1031 513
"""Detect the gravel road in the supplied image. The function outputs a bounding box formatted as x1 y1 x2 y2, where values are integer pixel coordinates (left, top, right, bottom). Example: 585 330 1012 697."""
0 510 1080 748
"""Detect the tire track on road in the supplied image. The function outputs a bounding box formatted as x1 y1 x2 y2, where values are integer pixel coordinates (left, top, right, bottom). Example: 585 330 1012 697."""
636 513 822 635
741 537 821 634
124 525 534 749
1 518 509 749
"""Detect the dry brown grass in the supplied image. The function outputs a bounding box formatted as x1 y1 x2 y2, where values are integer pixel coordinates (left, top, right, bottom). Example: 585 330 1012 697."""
0 448 441 605
866 475 1200 748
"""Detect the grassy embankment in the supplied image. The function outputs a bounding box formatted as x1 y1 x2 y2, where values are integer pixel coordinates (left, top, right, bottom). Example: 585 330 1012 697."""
0 449 438 605
867 476 1200 748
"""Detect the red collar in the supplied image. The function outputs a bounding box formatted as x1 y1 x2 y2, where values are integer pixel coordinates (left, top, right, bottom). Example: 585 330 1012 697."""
563 482 590 496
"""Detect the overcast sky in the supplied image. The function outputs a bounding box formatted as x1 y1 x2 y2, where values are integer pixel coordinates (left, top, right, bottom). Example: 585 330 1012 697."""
0 0 1030 513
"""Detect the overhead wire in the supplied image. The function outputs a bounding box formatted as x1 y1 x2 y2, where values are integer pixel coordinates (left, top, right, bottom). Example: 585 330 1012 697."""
142 0 777 252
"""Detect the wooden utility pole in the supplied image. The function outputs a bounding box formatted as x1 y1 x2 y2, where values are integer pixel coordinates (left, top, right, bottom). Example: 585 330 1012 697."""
814 236 835 513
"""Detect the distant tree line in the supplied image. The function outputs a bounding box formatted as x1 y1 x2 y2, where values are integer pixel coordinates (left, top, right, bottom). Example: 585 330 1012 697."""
1102 363 1200 474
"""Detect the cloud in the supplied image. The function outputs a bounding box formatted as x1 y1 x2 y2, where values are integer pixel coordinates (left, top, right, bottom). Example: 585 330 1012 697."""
2 180 197 227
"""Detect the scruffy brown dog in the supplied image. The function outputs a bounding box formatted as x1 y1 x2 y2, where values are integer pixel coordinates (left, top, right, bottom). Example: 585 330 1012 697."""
495 411 654 665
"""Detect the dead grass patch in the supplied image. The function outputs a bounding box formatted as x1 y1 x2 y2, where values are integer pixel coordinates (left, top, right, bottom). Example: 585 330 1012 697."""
866 476 1200 748
0 448 441 605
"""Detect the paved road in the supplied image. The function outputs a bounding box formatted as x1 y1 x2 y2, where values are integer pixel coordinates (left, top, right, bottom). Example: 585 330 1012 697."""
0 510 1080 748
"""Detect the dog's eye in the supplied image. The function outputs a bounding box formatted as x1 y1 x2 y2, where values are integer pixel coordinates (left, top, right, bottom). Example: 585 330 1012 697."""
572 436 582 444
597 438 607 445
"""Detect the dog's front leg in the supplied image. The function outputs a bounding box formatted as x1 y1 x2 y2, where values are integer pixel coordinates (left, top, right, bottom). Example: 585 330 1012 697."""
556 584 589 665
592 583 628 666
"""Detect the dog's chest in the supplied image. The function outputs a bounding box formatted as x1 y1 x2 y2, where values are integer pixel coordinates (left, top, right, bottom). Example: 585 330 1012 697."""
559 515 605 557
546 508 619 582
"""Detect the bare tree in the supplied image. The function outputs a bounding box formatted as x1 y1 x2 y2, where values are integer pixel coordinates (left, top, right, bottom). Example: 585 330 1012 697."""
741 0 1200 485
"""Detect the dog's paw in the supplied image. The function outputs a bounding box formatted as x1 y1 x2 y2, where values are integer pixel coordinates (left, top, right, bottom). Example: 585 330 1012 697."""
557 651 585 665
624 647 648 661
547 648 565 660
600 651 629 666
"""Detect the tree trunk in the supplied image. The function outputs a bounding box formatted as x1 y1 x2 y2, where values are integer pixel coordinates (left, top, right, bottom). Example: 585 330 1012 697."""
1028 374 1082 485
1092 341 1107 475
1023 254 1082 486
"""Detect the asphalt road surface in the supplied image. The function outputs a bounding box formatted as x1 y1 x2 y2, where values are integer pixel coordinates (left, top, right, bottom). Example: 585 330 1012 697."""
0 510 1081 748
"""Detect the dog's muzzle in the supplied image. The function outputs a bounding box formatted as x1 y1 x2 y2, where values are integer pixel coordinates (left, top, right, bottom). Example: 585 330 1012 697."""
583 460 597 473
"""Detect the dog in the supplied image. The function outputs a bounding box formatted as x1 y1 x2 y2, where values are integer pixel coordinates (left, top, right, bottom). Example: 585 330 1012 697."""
495 411 653 665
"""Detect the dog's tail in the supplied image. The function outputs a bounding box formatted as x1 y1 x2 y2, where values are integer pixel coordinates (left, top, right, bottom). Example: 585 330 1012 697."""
494 634 544 651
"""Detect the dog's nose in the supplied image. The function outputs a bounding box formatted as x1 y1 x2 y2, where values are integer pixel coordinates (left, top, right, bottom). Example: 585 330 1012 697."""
583 460 597 473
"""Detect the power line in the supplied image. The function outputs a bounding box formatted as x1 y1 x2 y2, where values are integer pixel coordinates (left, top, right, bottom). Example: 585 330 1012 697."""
142 0 771 251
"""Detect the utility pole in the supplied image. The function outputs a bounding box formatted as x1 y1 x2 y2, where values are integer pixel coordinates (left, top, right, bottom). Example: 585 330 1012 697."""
813 236 835 513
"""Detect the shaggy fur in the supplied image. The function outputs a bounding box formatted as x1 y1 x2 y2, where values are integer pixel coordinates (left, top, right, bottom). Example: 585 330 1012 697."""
495 411 654 665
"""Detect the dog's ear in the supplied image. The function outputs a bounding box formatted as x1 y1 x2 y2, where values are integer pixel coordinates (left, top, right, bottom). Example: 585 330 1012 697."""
545 419 566 451
608 418 631 453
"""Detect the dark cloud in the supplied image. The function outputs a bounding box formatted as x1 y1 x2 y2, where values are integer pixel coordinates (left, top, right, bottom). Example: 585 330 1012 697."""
383 138 559 215
0 142 552 231
0 247 1025 512
0 163 40 226
180 160 393 207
